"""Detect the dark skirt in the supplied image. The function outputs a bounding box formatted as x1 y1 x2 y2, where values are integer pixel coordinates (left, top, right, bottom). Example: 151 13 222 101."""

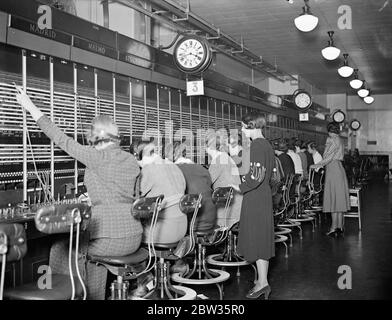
323 160 350 213
237 185 275 262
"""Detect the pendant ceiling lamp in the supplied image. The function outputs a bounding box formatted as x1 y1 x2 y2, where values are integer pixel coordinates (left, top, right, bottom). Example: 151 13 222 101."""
321 31 341 61
349 69 363 89
358 81 370 98
363 95 374 104
294 0 319 32
338 53 354 77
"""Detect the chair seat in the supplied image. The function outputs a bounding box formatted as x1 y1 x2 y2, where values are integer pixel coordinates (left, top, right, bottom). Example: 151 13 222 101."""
4 274 83 300
152 242 179 250
88 248 149 266
195 227 217 237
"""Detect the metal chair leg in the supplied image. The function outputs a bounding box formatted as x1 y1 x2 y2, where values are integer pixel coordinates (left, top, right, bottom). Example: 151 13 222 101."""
297 225 303 239
283 241 288 258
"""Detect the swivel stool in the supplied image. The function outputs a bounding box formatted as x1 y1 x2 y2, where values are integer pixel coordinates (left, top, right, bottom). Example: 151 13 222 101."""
288 174 316 232
137 195 198 300
206 188 257 280
172 187 232 300
303 168 325 223
276 174 303 239
273 177 292 257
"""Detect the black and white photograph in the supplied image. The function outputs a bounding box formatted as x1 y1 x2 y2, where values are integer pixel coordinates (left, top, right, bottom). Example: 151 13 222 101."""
0 0 391 309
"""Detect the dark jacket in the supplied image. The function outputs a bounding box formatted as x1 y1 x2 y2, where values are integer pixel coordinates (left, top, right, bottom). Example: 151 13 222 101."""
304 150 314 171
278 153 295 178
177 163 217 232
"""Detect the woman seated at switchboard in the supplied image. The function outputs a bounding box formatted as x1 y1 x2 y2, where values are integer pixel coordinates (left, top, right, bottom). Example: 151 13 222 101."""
206 130 243 228
168 141 217 233
15 89 143 300
136 140 187 244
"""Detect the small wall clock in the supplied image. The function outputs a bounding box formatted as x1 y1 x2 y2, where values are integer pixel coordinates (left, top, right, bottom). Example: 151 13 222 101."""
292 89 312 111
331 109 346 123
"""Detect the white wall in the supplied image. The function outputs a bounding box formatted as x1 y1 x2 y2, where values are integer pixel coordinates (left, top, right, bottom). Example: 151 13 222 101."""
74 0 104 26
327 93 392 168
267 77 298 96
347 94 392 168
74 0 147 42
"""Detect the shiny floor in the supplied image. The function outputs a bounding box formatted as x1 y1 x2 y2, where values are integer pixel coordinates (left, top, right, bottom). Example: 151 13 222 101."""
196 180 392 300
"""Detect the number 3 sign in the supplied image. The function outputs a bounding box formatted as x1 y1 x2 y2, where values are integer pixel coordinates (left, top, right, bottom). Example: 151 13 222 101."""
186 80 204 96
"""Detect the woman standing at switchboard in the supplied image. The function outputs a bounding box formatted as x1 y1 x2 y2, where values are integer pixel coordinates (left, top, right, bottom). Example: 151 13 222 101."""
310 122 350 236
230 111 274 299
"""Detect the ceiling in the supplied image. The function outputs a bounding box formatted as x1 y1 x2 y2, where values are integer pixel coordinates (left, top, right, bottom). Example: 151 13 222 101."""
172 0 392 95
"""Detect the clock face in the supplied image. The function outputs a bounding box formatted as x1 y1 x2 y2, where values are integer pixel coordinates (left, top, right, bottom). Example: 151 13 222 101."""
350 119 361 130
332 110 345 123
293 91 312 110
176 38 205 68
173 37 212 74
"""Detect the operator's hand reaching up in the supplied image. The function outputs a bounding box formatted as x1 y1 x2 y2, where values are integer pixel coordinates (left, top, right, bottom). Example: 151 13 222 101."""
15 85 43 121
15 86 34 111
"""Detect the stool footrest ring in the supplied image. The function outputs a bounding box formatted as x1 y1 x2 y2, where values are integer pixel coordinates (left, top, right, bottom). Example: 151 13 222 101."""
206 254 251 267
172 269 230 285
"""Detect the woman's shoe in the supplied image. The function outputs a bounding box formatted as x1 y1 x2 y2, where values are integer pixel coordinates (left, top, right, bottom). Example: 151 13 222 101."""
246 284 271 299
170 261 189 276
336 228 345 236
325 229 338 237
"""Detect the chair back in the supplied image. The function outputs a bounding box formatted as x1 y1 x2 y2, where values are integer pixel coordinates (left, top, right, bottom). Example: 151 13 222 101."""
289 174 302 203
308 168 316 194
212 186 234 229
128 196 165 279
34 203 91 234
131 195 164 221
212 187 233 206
0 223 27 300
199 187 233 246
274 175 290 217
179 194 202 216
177 194 203 257
0 224 27 263
33 203 92 300
313 169 325 194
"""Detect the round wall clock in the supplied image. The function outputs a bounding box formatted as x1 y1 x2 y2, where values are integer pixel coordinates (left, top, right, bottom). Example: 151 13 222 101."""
173 36 212 74
349 119 361 131
331 109 346 123
292 89 312 111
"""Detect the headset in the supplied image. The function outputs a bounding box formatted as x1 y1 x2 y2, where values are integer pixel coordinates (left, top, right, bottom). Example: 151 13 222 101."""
87 130 120 147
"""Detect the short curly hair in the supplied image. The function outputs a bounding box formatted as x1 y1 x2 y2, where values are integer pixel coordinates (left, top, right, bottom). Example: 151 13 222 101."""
241 111 266 129
327 122 340 134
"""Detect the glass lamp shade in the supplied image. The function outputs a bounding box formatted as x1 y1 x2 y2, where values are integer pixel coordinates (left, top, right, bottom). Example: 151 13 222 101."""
363 96 374 104
321 46 341 60
294 14 319 32
350 79 363 89
358 88 370 98
338 65 354 77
